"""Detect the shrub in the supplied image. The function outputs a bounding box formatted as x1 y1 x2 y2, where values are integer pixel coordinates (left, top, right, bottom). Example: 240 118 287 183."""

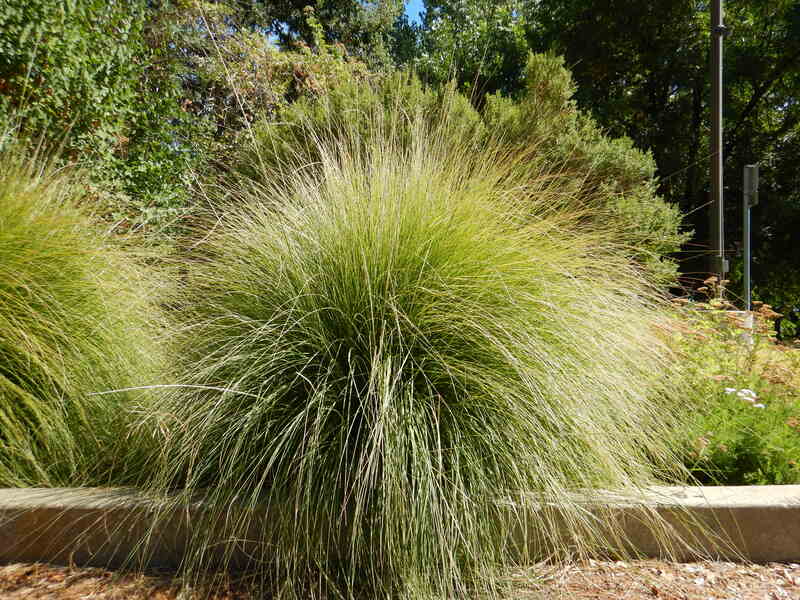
670 291 800 485
682 384 800 485
0 0 143 153
482 53 689 284
234 71 482 186
0 147 165 486
145 115 689 598
0 0 200 238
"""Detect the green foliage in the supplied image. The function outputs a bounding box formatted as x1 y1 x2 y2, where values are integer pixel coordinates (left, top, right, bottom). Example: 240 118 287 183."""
144 111 689 598
240 54 687 285
236 70 482 184
0 147 165 487
682 385 800 485
0 0 202 237
528 0 800 309
0 0 143 151
483 53 689 284
221 0 404 68
670 295 800 485
412 0 530 97
394 0 799 312
197 13 373 134
154 2 387 219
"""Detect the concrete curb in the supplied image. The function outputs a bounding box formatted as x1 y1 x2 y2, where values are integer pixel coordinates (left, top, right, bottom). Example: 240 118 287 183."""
576 485 800 563
0 486 798 568
0 488 187 568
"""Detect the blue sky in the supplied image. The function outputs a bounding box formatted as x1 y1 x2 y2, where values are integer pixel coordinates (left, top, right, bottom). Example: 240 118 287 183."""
405 0 425 24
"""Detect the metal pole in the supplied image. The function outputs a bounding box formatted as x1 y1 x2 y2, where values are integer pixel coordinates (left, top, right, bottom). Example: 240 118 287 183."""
710 0 728 283
744 172 751 311
743 164 759 311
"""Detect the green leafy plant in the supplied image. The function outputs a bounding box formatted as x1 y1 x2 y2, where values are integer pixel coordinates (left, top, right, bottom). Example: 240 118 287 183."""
143 112 690 598
0 145 166 487
670 287 800 485
682 385 800 485
0 0 203 238
0 0 143 153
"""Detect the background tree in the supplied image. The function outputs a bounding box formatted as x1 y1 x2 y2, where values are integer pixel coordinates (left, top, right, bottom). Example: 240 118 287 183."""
3 0 796 323
189 0 404 67
414 0 529 99
528 0 800 324
0 0 381 233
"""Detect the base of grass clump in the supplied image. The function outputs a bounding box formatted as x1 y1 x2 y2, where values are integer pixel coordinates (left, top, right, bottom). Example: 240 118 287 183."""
0 146 165 487
144 117 690 598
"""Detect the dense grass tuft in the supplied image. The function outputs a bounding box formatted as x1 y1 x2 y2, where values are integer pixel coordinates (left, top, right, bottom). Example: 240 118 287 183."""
146 120 688 598
0 148 165 486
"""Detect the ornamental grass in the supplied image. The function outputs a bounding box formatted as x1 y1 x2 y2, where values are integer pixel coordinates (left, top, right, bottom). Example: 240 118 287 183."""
0 147 165 486
142 112 689 598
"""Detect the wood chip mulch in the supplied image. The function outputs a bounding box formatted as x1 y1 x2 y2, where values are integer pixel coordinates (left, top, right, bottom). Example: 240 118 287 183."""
509 559 800 599
0 562 247 599
1 560 799 599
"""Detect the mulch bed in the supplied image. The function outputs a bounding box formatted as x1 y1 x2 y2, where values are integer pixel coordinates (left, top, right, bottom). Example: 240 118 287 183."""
510 559 800 599
1 560 799 599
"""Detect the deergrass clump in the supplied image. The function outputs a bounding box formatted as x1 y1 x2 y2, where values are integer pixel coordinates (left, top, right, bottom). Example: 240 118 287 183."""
148 123 688 598
0 148 165 486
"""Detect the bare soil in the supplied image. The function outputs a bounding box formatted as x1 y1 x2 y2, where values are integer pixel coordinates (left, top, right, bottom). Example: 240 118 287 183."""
1 560 798 599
